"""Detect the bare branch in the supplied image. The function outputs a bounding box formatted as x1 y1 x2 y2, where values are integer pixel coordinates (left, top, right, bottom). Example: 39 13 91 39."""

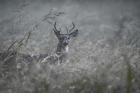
6 40 18 52
25 31 32 46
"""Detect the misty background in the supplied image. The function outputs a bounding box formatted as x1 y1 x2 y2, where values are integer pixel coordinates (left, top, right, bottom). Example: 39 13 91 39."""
0 0 140 93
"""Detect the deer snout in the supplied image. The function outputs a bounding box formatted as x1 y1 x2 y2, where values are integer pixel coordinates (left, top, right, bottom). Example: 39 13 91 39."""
63 39 70 46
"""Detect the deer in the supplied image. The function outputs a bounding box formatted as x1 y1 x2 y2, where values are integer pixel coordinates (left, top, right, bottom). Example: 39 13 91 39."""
41 22 78 64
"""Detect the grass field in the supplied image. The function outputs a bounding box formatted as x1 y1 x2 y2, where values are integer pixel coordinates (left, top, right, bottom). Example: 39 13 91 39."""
0 0 140 93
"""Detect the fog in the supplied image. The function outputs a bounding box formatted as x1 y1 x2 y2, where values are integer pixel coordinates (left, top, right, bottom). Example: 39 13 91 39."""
0 0 140 93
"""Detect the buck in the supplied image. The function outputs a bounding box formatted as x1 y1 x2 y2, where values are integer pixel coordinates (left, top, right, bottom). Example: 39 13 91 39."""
41 22 78 64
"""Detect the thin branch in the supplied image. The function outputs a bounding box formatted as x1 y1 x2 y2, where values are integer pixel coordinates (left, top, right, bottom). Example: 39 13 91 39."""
6 40 18 52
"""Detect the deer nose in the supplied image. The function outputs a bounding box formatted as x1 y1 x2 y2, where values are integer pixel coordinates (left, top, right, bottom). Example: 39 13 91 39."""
63 42 68 46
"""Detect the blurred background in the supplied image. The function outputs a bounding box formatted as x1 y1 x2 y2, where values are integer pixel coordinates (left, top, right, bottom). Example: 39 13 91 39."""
0 0 140 93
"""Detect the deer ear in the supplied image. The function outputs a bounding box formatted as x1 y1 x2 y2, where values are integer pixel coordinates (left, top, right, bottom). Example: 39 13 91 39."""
69 29 78 37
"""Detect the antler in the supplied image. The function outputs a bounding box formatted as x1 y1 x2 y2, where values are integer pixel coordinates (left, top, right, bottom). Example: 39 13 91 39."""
53 22 77 36
69 22 75 33
53 22 62 32
64 22 75 34
53 22 61 39
53 22 59 31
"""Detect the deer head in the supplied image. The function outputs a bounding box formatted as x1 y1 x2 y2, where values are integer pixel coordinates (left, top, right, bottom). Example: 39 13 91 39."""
53 22 78 54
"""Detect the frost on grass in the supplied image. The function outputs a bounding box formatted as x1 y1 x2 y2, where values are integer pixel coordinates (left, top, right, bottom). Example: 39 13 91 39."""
0 1 140 93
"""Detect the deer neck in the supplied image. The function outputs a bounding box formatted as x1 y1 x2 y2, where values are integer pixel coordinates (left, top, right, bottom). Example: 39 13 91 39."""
65 45 69 53
56 43 69 55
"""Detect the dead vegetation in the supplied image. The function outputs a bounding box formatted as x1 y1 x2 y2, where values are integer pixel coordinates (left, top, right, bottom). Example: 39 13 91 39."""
0 1 140 93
